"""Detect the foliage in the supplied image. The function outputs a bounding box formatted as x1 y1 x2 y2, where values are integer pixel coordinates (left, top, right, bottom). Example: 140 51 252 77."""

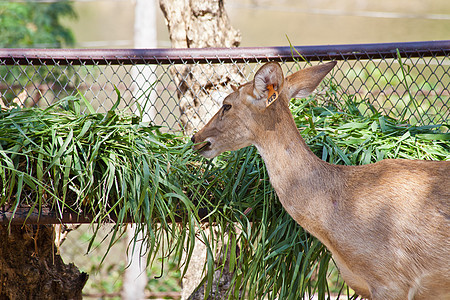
0 0 76 48
0 84 448 299
0 0 77 106
337 55 449 128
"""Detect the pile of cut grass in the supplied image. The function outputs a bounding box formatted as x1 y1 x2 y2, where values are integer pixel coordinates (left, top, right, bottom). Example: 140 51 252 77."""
0 87 448 299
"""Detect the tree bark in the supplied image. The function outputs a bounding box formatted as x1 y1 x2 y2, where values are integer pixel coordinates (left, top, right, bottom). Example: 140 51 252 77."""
159 1 243 299
0 225 87 300
159 0 244 135
185 237 239 300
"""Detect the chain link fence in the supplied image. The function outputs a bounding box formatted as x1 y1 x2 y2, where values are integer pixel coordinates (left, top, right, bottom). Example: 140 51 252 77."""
1 41 449 298
1 41 449 133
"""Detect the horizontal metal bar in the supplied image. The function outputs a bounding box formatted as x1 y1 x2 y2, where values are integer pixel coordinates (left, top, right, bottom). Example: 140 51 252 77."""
0 207 211 225
0 40 448 66
1 208 94 225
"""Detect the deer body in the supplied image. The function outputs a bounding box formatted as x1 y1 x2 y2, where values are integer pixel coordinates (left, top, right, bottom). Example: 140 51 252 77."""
191 61 450 299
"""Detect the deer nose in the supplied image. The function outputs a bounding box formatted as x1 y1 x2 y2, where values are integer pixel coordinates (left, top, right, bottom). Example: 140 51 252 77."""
191 134 196 143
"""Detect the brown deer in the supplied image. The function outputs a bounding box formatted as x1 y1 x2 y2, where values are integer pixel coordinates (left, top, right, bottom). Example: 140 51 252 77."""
191 61 450 300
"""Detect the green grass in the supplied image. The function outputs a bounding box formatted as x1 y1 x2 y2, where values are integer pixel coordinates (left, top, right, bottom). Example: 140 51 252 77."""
0 84 448 299
337 56 449 128
59 225 181 299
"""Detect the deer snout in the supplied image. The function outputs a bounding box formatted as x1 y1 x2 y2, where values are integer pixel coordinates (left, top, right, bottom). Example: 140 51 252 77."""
191 134 212 153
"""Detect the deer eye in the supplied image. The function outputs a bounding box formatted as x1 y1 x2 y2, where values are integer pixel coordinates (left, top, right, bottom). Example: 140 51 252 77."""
223 104 232 112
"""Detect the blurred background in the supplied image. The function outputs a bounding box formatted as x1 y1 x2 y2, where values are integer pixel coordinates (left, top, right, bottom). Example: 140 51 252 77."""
65 0 450 48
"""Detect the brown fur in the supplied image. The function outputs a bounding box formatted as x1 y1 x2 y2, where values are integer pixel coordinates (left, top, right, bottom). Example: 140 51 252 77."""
191 62 450 300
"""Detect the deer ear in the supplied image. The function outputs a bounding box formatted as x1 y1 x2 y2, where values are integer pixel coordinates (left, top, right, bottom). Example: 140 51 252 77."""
285 61 336 99
253 62 284 108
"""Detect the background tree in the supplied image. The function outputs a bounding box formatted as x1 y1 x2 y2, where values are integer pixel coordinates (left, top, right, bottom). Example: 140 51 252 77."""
160 0 245 135
0 0 77 107
159 1 245 298
0 1 76 48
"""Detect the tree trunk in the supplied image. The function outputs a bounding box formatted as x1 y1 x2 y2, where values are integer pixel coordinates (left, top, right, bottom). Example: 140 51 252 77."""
0 225 88 299
185 235 240 300
159 1 243 299
159 0 244 135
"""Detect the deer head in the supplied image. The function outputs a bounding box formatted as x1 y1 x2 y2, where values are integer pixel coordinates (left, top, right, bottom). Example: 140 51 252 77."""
191 61 337 158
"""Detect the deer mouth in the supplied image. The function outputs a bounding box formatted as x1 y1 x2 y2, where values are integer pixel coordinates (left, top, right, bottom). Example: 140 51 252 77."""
195 141 212 153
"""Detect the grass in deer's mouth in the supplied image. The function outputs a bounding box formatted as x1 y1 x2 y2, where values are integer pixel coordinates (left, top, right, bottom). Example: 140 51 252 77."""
196 141 211 152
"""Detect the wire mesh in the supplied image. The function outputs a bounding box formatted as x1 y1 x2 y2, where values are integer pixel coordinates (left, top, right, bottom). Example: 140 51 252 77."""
1 41 449 133
1 41 448 298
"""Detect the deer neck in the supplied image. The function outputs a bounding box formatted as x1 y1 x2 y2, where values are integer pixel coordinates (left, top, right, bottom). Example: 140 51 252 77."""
254 108 342 240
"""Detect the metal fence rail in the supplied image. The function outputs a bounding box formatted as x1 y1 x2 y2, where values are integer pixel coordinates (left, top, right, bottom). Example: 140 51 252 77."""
1 40 449 132
0 41 448 299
